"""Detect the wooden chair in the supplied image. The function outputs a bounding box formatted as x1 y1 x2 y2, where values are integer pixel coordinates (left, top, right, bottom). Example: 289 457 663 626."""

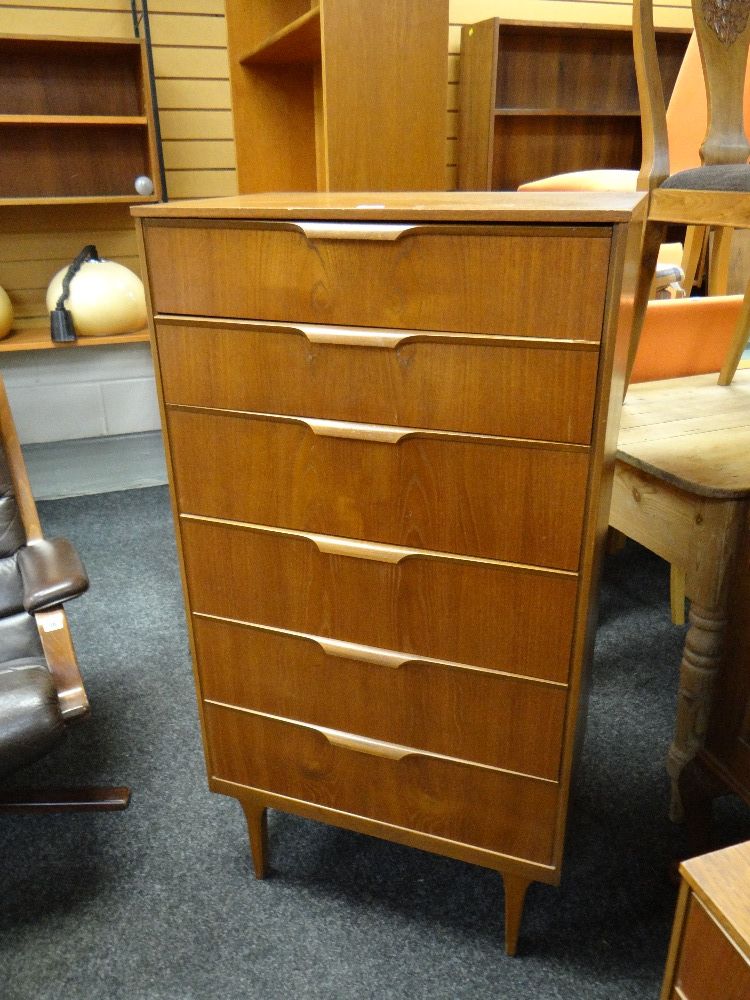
520 23 750 306
627 0 750 387
0 373 130 813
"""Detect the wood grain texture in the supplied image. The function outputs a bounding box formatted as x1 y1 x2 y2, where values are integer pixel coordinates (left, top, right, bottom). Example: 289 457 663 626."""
610 463 745 597
673 893 750 999
0 35 159 202
661 841 750 999
490 113 641 191
141 196 637 952
0 36 144 117
225 0 448 192
456 18 689 191
134 189 647 221
456 18 497 189
167 407 589 569
155 319 600 444
192 615 567 780
0 1 233 329
178 516 579 684
320 0 448 190
681 840 750 956
203 701 560 866
144 220 611 339
618 371 750 496
692 0 750 166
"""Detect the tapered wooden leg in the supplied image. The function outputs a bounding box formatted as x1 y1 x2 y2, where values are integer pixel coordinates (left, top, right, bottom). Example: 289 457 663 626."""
718 273 750 385
626 221 668 389
502 873 531 956
707 226 733 295
680 225 707 296
240 798 269 879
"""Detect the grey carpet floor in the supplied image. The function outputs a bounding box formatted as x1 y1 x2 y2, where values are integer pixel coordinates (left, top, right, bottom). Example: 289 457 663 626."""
1 485 748 1000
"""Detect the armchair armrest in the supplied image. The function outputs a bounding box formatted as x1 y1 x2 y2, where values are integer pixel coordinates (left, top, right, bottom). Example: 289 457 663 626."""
17 538 89 613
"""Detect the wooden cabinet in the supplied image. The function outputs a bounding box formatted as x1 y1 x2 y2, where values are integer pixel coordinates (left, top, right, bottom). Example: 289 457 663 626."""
134 190 644 954
224 1 448 192
661 841 750 999
0 33 162 204
457 19 690 191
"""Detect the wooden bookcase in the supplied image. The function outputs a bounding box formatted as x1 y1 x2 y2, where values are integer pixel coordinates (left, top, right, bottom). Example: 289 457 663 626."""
0 33 160 352
224 0 448 192
0 34 162 204
457 19 690 191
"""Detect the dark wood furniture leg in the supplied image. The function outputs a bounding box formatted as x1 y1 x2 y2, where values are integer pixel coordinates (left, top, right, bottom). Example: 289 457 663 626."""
0 786 131 812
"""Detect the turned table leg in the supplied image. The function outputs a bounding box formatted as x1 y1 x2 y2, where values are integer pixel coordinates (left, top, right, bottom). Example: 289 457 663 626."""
240 798 269 879
667 603 726 822
502 873 531 956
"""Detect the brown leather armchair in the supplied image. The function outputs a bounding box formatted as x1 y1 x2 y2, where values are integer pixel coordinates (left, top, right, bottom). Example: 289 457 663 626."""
0 373 129 812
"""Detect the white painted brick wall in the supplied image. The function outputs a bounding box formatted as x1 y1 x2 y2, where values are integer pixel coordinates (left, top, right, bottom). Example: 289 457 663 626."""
1 343 160 444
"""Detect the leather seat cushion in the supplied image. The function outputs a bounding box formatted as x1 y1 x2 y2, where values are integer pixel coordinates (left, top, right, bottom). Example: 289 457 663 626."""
0 554 24 617
0 661 64 779
662 164 750 191
0 609 44 663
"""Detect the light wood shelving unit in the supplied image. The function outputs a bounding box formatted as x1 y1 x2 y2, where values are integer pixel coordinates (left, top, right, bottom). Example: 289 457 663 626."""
0 33 162 351
458 19 690 191
225 0 449 192
0 327 149 353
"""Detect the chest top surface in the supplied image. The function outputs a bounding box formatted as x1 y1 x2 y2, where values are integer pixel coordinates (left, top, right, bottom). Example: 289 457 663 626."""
132 190 647 225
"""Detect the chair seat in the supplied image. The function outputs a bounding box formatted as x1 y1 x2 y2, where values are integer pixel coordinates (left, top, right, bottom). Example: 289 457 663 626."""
619 370 750 497
518 168 638 192
0 661 65 779
662 164 750 192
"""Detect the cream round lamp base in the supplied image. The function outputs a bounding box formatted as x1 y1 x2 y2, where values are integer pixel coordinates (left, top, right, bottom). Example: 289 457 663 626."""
46 259 147 337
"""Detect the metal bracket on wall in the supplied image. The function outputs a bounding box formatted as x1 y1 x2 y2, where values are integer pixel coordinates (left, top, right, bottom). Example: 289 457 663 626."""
130 0 168 201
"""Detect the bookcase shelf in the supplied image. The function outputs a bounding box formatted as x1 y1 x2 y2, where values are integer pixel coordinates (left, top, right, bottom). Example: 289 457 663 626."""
0 327 150 353
458 19 691 191
241 7 321 64
0 34 162 202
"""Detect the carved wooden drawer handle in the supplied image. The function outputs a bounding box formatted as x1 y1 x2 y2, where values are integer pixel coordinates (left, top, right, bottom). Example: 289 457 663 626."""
293 221 418 241
300 417 411 443
315 636 411 668
309 533 410 564
298 325 413 348
321 727 413 760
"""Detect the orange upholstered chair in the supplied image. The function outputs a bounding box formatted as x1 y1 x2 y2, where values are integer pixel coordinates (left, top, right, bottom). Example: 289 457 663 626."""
630 294 746 383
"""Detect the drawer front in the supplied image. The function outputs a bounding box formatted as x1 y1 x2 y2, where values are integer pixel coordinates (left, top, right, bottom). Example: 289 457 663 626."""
168 408 590 570
193 615 568 780
204 702 559 865
143 220 611 340
676 895 750 1000
155 320 600 445
180 517 578 684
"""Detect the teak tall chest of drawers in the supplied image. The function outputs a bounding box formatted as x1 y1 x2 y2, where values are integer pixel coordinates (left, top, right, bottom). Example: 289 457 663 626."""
134 192 644 954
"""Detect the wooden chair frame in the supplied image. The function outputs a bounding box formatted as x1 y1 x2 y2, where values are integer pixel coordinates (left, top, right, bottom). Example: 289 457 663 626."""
628 0 750 388
0 375 129 813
